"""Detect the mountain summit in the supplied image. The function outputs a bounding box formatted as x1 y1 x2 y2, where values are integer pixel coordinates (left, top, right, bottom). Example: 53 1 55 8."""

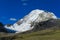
4 9 57 33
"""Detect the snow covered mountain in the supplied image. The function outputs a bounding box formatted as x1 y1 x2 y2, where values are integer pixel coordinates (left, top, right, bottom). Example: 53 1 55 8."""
4 9 57 33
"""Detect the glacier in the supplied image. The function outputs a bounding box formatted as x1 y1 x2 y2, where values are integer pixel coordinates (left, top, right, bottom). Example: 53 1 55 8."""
4 9 57 33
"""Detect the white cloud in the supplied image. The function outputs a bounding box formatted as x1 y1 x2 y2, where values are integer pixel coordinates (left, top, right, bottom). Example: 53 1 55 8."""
10 18 17 21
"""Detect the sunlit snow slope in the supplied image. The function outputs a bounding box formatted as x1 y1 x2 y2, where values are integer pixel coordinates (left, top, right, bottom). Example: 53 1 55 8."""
4 9 57 33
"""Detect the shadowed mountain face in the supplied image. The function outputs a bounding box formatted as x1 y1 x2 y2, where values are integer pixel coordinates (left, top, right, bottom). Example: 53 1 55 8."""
31 19 60 32
0 22 7 32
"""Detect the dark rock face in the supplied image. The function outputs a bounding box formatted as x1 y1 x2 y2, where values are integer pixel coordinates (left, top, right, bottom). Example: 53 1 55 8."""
0 22 4 32
0 22 7 32
32 19 60 32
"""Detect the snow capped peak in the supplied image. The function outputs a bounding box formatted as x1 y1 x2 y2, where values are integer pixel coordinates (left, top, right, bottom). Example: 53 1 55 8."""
30 9 44 14
4 9 57 33
50 12 57 19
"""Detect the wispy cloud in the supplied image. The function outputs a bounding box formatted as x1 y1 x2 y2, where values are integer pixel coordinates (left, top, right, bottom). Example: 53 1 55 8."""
23 3 27 6
21 0 28 6
10 18 17 21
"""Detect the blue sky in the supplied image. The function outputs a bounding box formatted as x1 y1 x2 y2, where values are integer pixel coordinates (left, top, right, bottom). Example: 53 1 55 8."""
0 0 60 24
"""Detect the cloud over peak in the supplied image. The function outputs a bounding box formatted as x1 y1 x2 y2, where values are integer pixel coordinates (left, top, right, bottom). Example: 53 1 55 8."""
10 18 17 21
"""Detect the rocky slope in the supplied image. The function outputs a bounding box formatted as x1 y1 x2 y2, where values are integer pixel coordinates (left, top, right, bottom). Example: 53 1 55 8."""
32 19 60 32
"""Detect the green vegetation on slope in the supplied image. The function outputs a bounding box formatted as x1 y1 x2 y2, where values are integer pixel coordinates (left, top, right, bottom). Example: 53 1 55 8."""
13 29 60 40
0 29 60 40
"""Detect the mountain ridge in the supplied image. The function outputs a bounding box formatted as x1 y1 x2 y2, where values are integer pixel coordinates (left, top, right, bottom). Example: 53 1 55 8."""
4 9 57 33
